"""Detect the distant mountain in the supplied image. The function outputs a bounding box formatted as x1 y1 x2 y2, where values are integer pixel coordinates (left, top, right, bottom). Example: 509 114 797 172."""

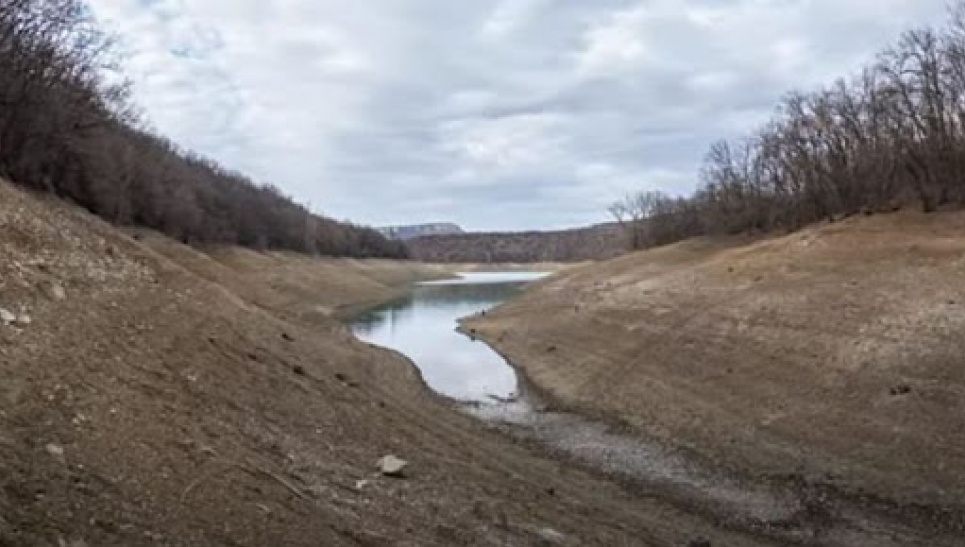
405 223 628 263
378 223 465 240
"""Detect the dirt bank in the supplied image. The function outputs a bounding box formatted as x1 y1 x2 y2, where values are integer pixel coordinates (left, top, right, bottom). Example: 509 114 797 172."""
0 181 774 546
467 212 965 520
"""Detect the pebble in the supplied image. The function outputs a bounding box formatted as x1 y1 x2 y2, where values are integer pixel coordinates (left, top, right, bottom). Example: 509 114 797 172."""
376 455 408 478
45 443 65 458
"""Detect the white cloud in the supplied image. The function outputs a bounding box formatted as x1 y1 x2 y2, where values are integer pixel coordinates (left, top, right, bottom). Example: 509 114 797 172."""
88 0 948 230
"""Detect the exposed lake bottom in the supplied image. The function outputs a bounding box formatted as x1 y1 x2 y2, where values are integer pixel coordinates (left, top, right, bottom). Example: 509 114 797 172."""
352 273 958 547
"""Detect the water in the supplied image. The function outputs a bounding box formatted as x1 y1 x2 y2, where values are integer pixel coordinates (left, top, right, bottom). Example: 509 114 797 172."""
352 272 548 403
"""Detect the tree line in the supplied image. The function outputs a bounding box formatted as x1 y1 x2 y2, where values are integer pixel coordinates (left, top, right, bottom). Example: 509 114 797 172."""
613 3 965 250
406 224 626 263
0 0 407 258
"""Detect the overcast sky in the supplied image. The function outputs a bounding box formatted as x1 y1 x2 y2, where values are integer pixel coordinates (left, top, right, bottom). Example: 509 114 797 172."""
88 0 948 231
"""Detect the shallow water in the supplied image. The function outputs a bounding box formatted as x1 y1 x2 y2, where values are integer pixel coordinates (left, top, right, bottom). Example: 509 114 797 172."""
352 272 548 403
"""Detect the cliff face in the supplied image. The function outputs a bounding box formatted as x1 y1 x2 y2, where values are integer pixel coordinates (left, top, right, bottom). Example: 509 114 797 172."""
377 222 464 240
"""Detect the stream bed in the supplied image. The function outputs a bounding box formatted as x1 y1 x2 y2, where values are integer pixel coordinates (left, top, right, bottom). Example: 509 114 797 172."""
351 272 956 547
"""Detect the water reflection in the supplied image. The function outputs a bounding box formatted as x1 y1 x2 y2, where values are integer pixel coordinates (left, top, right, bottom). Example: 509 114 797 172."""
352 272 547 403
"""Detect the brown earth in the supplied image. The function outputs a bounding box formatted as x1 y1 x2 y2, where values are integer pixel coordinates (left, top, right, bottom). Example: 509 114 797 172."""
467 211 965 519
0 180 776 546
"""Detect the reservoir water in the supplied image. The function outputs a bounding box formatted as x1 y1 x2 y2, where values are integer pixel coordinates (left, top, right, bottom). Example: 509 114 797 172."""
351 272 548 403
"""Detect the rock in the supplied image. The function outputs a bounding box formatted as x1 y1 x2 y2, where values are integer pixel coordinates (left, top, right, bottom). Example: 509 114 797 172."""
537 528 567 544
14 314 31 327
45 443 64 458
293 365 306 376
890 384 912 396
376 455 408 478
46 282 66 301
688 536 712 547
355 479 370 490
0 308 14 325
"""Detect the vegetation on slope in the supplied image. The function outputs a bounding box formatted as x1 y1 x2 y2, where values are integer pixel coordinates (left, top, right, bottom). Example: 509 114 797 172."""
406 224 626 263
614 2 965 250
0 0 407 258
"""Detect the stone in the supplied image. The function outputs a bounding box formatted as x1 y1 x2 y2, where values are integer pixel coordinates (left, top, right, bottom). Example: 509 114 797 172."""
46 282 66 301
14 314 31 327
0 308 15 326
688 536 712 547
376 455 408 478
537 528 567 544
45 443 64 458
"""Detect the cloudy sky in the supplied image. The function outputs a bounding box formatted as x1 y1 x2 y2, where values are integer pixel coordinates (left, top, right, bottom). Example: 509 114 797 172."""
88 0 948 231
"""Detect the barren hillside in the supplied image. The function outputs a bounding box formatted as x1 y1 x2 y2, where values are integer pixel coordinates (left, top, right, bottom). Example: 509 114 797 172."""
467 211 965 513
0 180 769 546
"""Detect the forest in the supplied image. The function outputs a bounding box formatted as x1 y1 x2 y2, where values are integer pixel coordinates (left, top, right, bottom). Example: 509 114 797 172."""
614 3 965 249
0 0 408 258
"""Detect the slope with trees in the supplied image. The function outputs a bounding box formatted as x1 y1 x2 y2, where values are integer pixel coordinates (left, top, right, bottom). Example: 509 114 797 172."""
614 4 965 249
405 223 626 263
0 0 406 258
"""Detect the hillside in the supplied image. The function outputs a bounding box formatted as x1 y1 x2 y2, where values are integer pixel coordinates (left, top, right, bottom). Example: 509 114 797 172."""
0 180 772 547
466 211 965 515
407 223 626 263
377 223 465 240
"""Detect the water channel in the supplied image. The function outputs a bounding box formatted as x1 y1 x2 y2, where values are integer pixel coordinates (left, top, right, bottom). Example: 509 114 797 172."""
350 272 952 547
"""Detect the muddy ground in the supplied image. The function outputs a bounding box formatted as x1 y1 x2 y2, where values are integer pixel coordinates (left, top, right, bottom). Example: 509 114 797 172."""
467 211 965 543
0 180 781 546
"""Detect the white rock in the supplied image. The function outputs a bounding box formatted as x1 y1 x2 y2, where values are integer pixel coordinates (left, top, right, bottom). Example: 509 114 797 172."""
0 308 14 325
376 455 408 477
47 282 66 301
14 314 31 327
45 443 64 458
537 528 568 545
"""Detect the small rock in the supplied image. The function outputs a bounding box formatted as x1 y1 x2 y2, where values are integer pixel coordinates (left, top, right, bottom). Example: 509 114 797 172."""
376 455 408 478
688 536 712 547
537 528 567 544
0 308 14 326
46 282 66 301
14 314 31 327
45 443 65 458
355 479 370 490
293 365 306 376
890 385 912 396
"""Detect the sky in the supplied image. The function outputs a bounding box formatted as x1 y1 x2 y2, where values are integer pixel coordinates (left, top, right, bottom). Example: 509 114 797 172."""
88 0 949 231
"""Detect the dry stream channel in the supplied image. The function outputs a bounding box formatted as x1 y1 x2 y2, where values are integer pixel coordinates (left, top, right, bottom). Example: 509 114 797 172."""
351 272 958 547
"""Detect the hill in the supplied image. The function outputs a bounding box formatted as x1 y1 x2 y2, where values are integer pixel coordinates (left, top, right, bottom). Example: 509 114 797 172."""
0 179 772 547
377 222 464 240
406 223 627 263
0 1 405 259
466 210 965 517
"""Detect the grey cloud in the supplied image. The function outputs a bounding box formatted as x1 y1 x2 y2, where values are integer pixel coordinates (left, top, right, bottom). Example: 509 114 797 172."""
90 0 948 230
